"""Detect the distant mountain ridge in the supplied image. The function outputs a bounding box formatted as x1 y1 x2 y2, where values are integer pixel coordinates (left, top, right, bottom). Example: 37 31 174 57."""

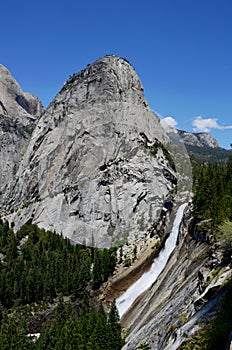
0 64 43 121
0 64 44 189
178 129 221 148
178 129 232 162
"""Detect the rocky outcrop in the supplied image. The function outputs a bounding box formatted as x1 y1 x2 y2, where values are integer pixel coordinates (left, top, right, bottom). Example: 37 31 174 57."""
178 130 220 148
0 64 43 190
0 56 186 248
119 205 232 350
0 115 31 190
0 64 43 121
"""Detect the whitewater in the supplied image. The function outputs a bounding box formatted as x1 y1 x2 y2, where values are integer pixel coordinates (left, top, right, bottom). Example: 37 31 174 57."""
116 203 188 318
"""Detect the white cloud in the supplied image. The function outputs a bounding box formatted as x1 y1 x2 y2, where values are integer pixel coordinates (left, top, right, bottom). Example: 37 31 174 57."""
192 116 232 133
160 116 178 130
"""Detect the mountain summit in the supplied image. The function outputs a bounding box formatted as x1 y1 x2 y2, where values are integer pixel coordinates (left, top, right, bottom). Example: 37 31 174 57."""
1 56 177 248
178 129 220 148
58 55 149 107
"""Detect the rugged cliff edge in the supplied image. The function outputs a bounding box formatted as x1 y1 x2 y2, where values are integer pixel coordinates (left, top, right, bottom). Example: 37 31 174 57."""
0 64 43 189
178 130 221 149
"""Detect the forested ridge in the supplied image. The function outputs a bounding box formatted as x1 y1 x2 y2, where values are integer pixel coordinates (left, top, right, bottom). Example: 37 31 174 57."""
0 297 122 350
193 155 232 228
0 222 122 349
185 144 232 163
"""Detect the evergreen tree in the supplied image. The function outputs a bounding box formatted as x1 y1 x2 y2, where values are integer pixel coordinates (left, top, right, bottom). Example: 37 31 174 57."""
192 156 232 229
0 320 32 350
108 300 122 350
0 220 119 349
87 303 109 349
92 250 103 289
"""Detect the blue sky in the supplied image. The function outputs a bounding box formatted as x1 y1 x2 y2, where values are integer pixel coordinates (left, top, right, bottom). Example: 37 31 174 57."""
1 0 232 148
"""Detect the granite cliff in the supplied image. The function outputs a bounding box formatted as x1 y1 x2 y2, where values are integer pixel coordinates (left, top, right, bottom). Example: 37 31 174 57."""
178 130 221 149
0 64 43 189
178 129 232 162
0 56 184 249
119 204 232 349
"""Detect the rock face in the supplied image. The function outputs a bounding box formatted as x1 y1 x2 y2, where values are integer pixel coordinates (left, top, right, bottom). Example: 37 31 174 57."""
121 206 232 350
0 56 180 248
0 64 43 121
178 130 220 148
0 64 43 190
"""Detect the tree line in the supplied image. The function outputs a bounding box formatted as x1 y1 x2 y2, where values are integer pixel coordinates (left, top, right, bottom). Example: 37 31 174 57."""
0 221 117 308
192 155 232 227
0 220 122 349
0 297 122 350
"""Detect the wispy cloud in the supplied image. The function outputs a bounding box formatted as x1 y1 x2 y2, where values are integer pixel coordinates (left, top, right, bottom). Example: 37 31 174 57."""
192 116 232 133
160 116 178 130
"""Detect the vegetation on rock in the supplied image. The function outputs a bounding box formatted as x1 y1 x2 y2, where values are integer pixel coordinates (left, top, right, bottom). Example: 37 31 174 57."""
180 280 232 350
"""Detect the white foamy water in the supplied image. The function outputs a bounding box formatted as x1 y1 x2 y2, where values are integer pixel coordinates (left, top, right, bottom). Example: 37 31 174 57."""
116 203 187 318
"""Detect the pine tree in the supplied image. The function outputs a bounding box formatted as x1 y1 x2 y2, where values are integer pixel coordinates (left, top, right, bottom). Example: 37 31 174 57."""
92 250 103 289
87 303 109 349
108 300 122 350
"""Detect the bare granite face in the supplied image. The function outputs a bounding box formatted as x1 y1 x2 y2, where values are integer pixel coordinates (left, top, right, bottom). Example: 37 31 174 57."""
121 205 232 350
0 64 43 189
0 56 180 248
178 129 221 148
0 64 43 121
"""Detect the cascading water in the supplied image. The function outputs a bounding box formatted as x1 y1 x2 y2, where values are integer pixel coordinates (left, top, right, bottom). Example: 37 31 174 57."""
116 203 187 318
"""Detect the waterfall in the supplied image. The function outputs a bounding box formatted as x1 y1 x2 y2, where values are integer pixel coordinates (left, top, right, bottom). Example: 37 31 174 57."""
116 203 187 318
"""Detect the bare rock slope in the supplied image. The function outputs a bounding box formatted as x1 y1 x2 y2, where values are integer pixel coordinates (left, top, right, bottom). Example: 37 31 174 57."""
0 64 43 189
178 129 220 148
1 56 179 248
120 205 232 350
